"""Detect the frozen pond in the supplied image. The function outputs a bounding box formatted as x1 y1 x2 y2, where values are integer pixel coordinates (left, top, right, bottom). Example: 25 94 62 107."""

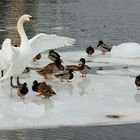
1 0 140 139
0 50 140 130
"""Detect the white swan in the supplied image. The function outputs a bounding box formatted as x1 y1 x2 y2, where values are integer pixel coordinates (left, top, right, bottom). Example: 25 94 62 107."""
0 14 75 87
111 42 140 58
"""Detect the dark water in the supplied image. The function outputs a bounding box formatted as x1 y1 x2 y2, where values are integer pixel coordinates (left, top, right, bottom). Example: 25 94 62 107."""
1 123 140 140
0 0 140 139
1 0 140 50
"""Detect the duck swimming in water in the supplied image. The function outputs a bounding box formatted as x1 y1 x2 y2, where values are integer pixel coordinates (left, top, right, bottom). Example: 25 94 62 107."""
97 40 111 54
78 58 91 77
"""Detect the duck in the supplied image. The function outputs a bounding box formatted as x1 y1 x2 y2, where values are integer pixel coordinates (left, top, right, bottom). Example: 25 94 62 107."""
86 46 94 56
55 69 74 82
33 53 41 62
0 14 75 88
37 58 64 79
17 82 28 99
78 58 91 77
65 65 78 71
32 80 56 98
48 49 62 62
135 75 140 90
97 40 111 54
23 67 31 73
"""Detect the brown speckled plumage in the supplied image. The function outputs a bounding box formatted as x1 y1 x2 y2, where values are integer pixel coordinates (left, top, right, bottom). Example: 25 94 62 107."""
37 58 64 79
17 83 28 99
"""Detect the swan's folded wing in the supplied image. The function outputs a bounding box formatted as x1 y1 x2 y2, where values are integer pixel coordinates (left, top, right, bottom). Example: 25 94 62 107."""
29 33 75 58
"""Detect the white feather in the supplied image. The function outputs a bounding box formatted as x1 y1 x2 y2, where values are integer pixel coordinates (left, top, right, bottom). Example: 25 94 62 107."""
0 39 19 70
29 33 75 59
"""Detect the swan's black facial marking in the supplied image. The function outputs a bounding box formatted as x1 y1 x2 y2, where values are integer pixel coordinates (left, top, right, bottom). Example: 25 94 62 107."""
29 17 36 23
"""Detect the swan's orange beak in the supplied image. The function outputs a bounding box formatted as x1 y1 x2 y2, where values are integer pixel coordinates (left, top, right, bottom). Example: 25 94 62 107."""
29 17 36 24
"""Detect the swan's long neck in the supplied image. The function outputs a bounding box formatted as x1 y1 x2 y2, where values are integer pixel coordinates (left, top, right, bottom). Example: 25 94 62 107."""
17 18 28 43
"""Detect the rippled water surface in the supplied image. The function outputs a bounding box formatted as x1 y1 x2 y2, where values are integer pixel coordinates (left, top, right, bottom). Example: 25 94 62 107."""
1 0 140 139
1 0 140 50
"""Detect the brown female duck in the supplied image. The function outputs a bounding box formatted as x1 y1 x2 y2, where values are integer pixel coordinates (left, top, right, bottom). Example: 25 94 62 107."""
37 58 64 79
32 80 56 98
17 82 28 99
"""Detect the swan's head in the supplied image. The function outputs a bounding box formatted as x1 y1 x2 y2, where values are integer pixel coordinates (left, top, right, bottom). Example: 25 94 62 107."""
20 14 36 23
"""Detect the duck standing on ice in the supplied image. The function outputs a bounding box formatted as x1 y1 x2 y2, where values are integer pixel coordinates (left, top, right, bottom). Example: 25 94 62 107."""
78 58 91 77
86 46 94 56
32 80 56 98
55 69 74 82
97 40 111 54
17 82 28 99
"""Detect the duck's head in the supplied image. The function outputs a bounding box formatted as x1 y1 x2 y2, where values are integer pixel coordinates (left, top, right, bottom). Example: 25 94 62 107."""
49 50 55 54
33 80 38 85
79 58 86 64
23 82 27 87
98 40 103 45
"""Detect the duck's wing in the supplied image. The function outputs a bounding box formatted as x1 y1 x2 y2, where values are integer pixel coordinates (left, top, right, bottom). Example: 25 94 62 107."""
29 33 75 58
101 44 111 51
55 70 69 77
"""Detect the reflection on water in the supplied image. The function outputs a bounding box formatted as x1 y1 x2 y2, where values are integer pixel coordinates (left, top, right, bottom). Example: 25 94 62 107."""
78 78 91 96
32 97 54 113
134 91 140 103
45 79 74 95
